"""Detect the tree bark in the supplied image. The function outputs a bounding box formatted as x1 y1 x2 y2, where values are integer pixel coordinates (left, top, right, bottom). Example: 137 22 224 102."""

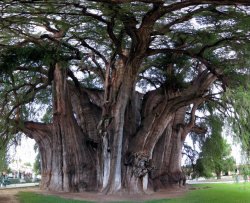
20 65 216 194
103 65 136 193
216 171 222 179
124 71 215 192
21 122 53 190
149 108 186 190
23 64 98 192
50 63 97 192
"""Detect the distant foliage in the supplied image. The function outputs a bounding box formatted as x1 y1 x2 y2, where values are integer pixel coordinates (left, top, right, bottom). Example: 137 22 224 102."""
194 116 236 178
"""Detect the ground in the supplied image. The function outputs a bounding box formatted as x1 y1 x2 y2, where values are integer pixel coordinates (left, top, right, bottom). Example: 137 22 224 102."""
0 186 188 202
40 186 187 202
0 187 38 203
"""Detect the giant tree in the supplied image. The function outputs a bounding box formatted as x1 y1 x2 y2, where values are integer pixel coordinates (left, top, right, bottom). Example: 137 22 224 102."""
0 0 250 194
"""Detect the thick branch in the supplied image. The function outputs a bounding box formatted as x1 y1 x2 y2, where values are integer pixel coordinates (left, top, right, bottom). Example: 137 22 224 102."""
181 100 204 140
191 125 207 134
80 40 108 65
186 101 202 130
68 81 103 108
78 64 105 83
18 120 52 140
23 121 52 132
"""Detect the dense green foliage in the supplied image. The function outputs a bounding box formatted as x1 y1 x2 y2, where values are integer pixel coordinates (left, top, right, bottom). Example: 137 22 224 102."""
33 139 41 175
33 153 41 175
225 87 250 154
0 146 9 173
194 116 236 178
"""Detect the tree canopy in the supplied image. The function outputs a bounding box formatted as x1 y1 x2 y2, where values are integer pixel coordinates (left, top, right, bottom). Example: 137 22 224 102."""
0 0 249 141
0 0 250 193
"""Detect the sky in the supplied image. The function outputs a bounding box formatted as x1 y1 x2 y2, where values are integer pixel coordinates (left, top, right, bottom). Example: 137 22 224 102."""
224 134 244 165
8 135 37 172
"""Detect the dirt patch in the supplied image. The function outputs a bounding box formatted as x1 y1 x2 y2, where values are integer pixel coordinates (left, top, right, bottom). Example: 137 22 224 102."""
0 196 11 203
202 186 211 189
0 187 39 203
189 186 211 191
37 186 188 202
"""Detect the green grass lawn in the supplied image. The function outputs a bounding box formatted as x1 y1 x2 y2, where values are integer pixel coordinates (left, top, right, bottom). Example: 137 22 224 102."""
147 183 250 203
18 191 93 203
18 183 250 203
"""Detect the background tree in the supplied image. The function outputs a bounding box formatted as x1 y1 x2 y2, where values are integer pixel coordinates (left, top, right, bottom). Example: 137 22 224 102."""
33 143 41 176
0 0 250 194
0 146 10 174
225 86 250 155
33 154 41 176
194 116 236 179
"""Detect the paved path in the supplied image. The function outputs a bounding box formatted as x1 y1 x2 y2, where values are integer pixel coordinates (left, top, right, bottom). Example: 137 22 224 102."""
187 180 245 184
187 175 246 184
0 183 39 190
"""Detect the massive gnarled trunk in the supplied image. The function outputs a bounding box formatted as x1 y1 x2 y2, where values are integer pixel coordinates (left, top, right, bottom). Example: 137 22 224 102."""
19 61 216 194
23 64 97 192
101 59 138 194
150 102 203 190
121 72 215 193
